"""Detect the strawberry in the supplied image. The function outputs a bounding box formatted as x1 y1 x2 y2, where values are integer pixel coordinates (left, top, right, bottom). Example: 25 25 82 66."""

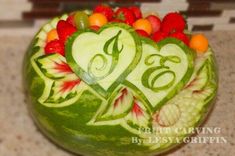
115 7 135 25
93 4 114 21
169 32 189 45
128 6 142 19
66 14 75 27
57 20 77 44
135 29 149 37
44 39 65 56
152 31 168 42
161 12 186 34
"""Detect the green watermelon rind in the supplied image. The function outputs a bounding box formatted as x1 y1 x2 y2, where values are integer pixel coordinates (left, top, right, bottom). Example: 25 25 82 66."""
23 14 218 156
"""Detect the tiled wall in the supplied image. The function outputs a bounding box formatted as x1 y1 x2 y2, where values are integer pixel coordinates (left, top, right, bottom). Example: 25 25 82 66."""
0 0 235 31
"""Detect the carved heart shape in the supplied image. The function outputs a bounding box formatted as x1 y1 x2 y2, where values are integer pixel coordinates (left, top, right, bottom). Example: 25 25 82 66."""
66 24 142 99
125 38 194 111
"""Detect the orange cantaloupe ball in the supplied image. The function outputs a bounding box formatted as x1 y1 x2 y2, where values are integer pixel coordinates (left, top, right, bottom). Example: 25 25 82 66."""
189 34 209 53
89 13 108 27
133 19 153 35
46 29 59 43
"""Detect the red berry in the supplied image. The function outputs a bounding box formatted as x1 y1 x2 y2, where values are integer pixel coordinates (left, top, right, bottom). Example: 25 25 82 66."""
90 25 100 31
161 12 186 34
57 20 77 44
66 14 75 26
94 4 114 21
169 32 189 45
128 6 142 19
115 7 135 25
152 31 168 42
146 15 161 33
44 39 65 56
135 29 149 37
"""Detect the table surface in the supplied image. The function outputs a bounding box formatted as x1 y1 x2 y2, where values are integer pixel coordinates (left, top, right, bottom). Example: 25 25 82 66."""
0 30 234 156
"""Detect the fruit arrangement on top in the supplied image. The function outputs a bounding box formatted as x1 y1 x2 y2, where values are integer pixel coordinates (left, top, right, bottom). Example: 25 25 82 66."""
23 4 217 156
45 4 209 57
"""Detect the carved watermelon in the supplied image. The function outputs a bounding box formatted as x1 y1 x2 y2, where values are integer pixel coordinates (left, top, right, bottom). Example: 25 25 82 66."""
23 14 218 156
